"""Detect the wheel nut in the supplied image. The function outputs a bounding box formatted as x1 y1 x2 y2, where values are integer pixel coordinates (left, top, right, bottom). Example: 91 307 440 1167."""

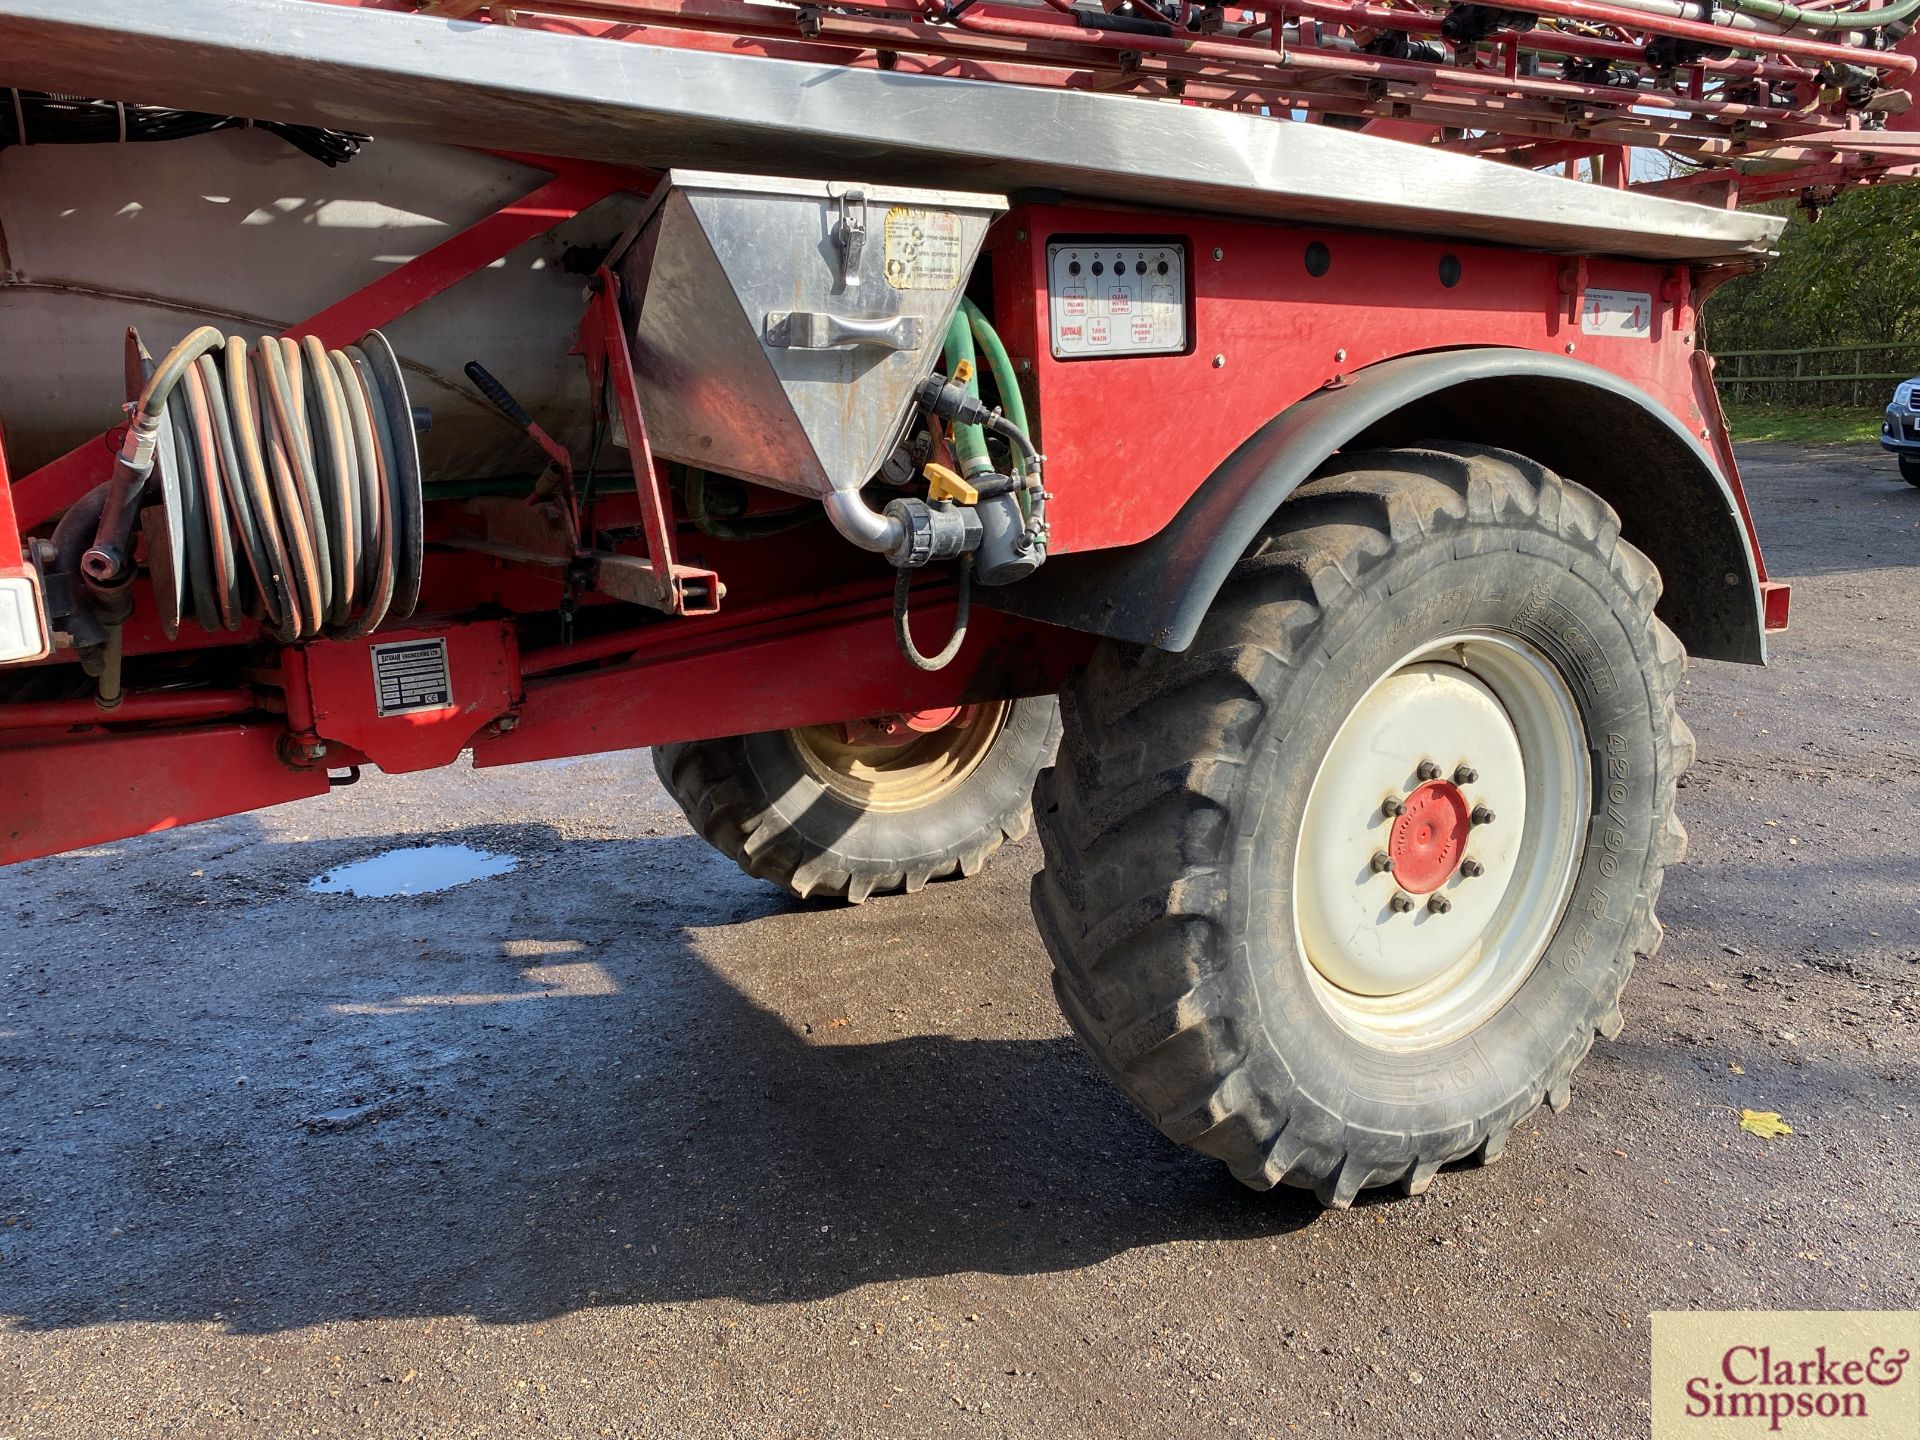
1460 858 1485 878
1471 804 1495 826
1427 893 1452 915
1371 852 1395 874
1416 759 1441 782
1454 764 1478 786
1389 891 1416 913
1382 795 1405 818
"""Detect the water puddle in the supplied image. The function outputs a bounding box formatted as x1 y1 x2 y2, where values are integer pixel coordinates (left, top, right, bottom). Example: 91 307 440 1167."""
308 844 519 898
304 1097 403 1133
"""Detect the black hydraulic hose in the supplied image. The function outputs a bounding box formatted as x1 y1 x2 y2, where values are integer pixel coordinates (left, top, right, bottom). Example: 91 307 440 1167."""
0 91 365 165
984 412 1041 472
982 412 1048 552
894 561 972 672
48 483 111 669
82 325 225 584
50 483 109 579
1075 9 1177 35
49 484 125 697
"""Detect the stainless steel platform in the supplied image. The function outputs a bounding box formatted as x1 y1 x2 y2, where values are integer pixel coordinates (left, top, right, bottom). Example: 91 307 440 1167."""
0 0 1783 263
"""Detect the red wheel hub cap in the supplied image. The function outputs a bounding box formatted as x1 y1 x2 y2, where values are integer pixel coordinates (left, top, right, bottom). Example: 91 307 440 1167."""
1389 780 1471 894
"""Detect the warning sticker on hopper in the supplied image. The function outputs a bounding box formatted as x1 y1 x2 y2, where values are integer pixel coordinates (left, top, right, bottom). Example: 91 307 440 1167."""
1580 289 1653 337
884 209 963 290
371 638 453 717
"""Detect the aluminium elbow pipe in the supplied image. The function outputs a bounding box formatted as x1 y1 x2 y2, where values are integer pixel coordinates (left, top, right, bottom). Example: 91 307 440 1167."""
824 489 907 558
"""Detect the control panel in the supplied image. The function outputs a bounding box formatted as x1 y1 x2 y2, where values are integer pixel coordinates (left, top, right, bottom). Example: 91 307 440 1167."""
1046 240 1188 359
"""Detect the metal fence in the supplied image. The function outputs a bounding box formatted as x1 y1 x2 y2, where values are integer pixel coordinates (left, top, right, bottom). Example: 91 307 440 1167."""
1712 343 1920 408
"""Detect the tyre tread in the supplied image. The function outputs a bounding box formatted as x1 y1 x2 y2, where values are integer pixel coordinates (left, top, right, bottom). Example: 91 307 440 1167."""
1033 442 1692 1204
657 700 1061 904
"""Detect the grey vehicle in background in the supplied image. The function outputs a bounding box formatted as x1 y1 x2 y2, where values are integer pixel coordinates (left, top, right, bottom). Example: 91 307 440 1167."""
1881 378 1920 486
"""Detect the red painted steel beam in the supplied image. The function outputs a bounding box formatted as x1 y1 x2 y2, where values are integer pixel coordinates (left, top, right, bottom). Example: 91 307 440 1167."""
582 270 719 615
476 591 1094 766
951 5 1811 120
1891 30 1920 133
0 689 260 733
0 722 329 866
8 158 646 530
0 596 1088 862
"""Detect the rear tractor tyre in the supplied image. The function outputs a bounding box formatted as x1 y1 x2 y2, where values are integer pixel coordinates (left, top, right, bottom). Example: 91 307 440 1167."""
654 697 1061 904
1032 442 1693 1206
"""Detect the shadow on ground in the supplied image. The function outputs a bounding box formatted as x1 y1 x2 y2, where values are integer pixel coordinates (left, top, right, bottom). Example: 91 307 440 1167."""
2 826 1321 1334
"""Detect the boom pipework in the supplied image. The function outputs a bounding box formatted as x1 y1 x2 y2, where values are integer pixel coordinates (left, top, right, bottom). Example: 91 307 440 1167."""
7 0 1915 204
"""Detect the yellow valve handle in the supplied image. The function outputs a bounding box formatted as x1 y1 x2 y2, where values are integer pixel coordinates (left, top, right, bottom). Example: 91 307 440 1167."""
923 462 979 505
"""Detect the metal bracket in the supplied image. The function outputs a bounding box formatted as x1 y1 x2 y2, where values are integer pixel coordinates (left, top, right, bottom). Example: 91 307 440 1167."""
570 269 723 616
765 310 922 352
1554 255 1590 330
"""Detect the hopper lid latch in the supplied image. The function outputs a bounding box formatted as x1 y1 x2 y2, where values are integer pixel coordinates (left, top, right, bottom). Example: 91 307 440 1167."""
834 188 867 286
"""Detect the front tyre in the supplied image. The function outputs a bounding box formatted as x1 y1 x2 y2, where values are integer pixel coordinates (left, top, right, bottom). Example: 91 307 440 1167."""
1899 454 1920 488
1032 443 1692 1206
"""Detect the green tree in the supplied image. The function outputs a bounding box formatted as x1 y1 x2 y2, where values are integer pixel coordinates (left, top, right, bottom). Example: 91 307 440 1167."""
1706 185 1920 352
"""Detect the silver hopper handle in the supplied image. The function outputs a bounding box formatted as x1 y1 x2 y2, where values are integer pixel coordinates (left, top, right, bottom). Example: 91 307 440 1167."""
765 310 924 352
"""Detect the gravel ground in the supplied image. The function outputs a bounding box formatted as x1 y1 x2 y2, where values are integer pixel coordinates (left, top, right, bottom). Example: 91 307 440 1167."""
1 441 1916 1439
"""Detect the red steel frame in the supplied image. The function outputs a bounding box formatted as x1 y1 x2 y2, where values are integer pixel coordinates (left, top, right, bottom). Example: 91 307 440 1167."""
576 268 722 616
0 145 1787 867
0 153 1094 864
7 154 646 532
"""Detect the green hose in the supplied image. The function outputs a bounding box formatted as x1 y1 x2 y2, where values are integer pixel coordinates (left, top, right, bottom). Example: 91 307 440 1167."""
941 309 992 479
961 298 1035 521
1723 0 1920 29
961 297 1030 476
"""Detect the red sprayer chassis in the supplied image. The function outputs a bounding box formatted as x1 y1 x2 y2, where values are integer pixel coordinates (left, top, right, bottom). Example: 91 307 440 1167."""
0 0 1864 1203
0 178 1782 861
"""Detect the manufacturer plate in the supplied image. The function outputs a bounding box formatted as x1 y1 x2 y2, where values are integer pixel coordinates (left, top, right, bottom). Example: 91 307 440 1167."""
370 638 453 717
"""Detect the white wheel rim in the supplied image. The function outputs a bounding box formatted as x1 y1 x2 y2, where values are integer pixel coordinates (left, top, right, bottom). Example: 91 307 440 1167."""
1291 631 1590 1051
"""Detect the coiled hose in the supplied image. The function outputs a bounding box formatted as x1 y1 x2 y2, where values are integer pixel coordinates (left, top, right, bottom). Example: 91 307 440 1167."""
134 326 423 642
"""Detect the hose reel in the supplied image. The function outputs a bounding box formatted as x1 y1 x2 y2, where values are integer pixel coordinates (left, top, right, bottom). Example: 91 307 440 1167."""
132 326 424 642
